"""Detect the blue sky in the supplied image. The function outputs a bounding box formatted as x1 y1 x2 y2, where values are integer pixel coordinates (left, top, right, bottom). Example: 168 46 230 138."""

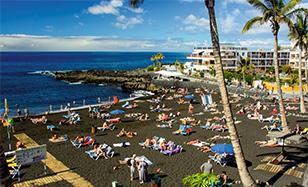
0 0 307 51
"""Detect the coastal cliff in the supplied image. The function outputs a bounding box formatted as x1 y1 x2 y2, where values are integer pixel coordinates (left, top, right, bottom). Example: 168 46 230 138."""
53 70 163 92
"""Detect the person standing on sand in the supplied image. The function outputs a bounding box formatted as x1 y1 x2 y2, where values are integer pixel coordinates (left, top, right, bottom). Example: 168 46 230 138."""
16 108 21 117
129 154 136 181
24 108 29 120
137 159 148 184
188 104 194 116
200 159 213 174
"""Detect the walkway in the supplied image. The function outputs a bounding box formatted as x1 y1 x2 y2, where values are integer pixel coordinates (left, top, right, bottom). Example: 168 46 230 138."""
13 133 93 187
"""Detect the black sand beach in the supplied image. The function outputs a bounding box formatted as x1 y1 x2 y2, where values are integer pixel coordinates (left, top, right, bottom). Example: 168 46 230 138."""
1 90 307 187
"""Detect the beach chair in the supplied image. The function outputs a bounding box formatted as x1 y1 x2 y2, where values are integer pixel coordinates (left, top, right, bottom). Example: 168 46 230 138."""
63 112 75 119
85 150 100 160
209 154 231 167
101 143 115 158
161 145 183 156
47 124 58 131
71 136 95 148
267 125 283 132
173 124 192 135
97 124 115 131
268 152 287 165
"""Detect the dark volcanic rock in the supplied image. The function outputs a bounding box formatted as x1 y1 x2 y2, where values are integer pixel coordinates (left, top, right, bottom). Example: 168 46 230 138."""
52 70 163 92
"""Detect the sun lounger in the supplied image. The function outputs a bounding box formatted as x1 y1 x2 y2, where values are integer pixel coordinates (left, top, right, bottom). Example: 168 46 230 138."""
161 145 183 156
97 124 115 131
268 152 286 165
113 142 130 147
85 143 114 160
101 143 115 158
209 154 234 167
71 136 95 148
49 136 68 143
47 124 58 131
173 124 192 135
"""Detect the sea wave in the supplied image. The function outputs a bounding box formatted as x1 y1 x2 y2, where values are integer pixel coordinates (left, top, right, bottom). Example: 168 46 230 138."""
28 70 53 75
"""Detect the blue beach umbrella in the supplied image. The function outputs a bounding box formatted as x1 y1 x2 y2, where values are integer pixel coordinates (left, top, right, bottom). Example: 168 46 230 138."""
211 144 234 154
110 109 125 115
184 95 194 100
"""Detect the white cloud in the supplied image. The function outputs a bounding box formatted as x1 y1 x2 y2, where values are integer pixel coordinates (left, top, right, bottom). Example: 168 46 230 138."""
127 7 144 14
224 0 248 5
0 34 199 52
114 15 143 29
238 38 290 49
88 0 123 16
180 0 202 2
44 25 54 32
221 15 236 33
177 14 209 33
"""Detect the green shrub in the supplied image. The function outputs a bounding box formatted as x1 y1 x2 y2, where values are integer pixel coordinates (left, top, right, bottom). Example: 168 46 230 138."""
182 172 220 187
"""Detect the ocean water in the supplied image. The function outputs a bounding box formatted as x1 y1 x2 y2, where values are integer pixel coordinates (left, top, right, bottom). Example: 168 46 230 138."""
0 52 188 115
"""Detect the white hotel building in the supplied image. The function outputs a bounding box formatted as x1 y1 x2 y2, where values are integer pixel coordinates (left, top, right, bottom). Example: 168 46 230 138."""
185 43 305 72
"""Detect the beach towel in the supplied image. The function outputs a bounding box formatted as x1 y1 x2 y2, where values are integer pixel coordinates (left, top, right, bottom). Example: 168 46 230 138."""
113 142 130 147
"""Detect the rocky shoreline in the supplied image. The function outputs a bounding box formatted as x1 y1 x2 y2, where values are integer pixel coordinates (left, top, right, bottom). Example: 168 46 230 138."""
52 70 164 92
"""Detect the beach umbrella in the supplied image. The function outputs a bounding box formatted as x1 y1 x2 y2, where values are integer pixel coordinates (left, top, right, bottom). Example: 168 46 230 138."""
184 95 194 100
211 144 234 154
110 109 125 115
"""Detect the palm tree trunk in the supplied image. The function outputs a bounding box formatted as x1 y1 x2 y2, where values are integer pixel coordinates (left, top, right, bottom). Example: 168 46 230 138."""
298 47 306 113
305 48 308 97
273 33 288 131
205 1 256 186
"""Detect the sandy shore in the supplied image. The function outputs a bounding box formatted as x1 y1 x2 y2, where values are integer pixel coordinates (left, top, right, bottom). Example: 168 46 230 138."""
1 89 307 187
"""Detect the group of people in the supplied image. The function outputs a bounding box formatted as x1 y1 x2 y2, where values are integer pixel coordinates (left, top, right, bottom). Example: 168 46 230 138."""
116 154 149 184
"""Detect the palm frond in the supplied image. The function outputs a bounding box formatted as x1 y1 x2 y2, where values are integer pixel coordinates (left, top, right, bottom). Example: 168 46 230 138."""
248 0 270 12
242 16 264 33
281 0 302 15
285 8 308 18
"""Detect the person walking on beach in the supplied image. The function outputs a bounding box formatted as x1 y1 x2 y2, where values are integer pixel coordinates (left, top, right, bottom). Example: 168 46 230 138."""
16 108 21 117
137 159 148 184
129 154 136 181
200 159 213 174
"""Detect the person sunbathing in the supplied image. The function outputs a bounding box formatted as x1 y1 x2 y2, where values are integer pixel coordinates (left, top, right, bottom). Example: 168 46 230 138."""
16 140 25 150
177 97 185 104
236 107 246 115
261 123 279 131
117 128 137 138
255 138 279 147
197 145 211 153
159 140 167 151
93 144 108 159
139 113 149 121
74 136 86 143
49 133 67 143
142 138 154 148
31 116 47 124
207 135 231 141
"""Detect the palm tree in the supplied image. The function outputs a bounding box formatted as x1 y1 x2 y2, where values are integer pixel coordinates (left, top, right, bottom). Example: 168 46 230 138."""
151 52 165 67
130 0 257 186
205 1 257 186
242 0 304 131
289 13 307 113
238 57 251 87
288 73 299 97
209 65 216 78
